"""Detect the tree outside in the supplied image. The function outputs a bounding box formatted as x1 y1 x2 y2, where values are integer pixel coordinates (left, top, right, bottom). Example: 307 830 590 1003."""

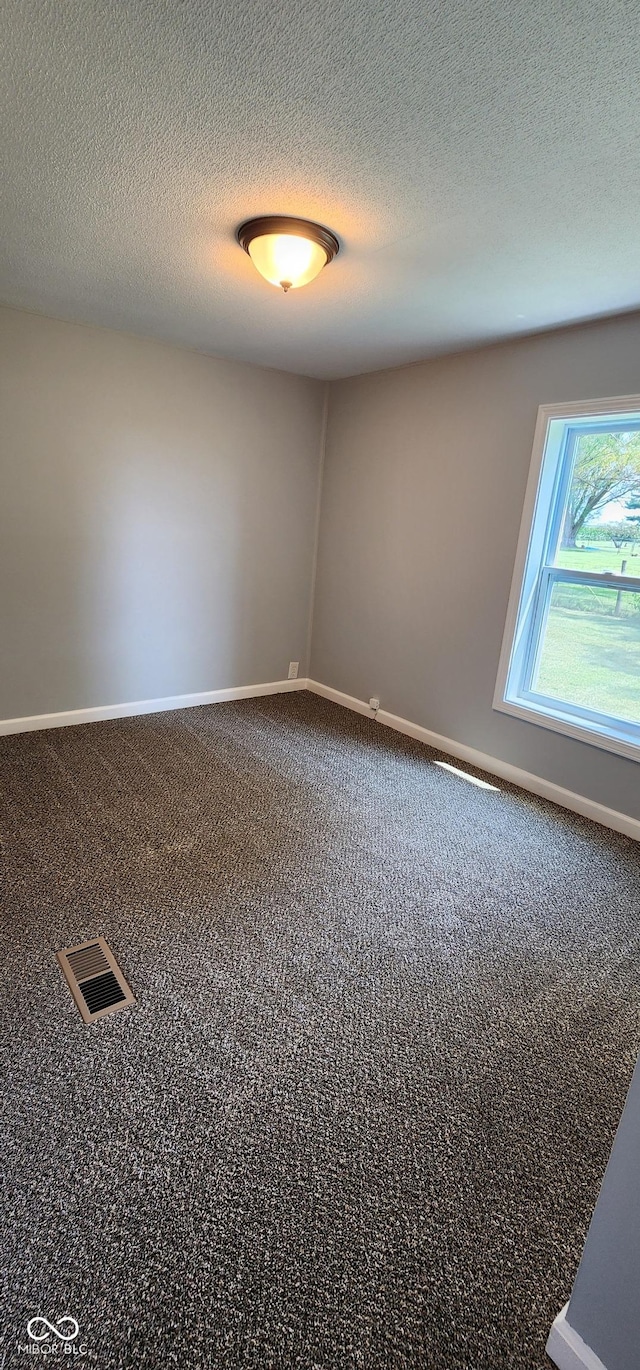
560 430 640 547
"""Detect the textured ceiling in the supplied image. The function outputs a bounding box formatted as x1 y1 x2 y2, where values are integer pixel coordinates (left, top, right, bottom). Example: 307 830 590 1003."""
2 0 640 379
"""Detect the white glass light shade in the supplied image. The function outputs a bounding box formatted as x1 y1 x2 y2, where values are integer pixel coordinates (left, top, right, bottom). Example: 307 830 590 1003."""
247 233 327 291
237 217 339 293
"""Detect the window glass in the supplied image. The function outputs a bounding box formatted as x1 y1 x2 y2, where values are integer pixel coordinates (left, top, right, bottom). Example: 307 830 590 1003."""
553 428 640 577
532 581 640 725
497 404 640 756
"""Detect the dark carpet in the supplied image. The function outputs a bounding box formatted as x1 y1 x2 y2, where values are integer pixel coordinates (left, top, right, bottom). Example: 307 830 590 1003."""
1 691 640 1370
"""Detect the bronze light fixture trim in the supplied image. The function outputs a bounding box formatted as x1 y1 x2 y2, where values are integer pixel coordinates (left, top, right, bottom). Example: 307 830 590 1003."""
236 215 340 292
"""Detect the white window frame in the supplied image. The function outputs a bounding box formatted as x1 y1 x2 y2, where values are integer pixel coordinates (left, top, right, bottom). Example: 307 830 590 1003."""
494 394 640 763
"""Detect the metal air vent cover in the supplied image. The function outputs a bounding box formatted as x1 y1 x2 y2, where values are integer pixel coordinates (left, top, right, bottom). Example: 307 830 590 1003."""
57 936 135 1024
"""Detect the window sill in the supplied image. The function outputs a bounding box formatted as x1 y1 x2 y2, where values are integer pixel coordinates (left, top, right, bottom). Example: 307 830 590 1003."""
494 695 640 763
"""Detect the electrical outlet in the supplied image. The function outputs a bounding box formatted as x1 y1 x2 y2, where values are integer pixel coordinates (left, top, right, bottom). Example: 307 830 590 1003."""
288 661 299 680
369 697 380 713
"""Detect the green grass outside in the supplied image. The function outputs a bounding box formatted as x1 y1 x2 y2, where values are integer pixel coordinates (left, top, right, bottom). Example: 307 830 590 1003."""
535 598 640 723
521 535 640 724
556 538 640 578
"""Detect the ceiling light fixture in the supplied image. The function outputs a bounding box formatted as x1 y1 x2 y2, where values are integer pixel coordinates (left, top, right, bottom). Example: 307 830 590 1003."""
236 215 339 293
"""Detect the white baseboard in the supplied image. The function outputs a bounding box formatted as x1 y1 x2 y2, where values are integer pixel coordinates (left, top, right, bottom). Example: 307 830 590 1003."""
308 681 640 843
4 676 638 843
0 677 310 737
546 1304 608 1370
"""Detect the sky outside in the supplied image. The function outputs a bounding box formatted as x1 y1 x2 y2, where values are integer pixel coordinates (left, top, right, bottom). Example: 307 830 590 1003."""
595 499 634 522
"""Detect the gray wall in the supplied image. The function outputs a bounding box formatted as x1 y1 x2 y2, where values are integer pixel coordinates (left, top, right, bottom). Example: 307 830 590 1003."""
565 1054 640 1370
0 307 324 718
311 312 640 820
3 300 640 823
